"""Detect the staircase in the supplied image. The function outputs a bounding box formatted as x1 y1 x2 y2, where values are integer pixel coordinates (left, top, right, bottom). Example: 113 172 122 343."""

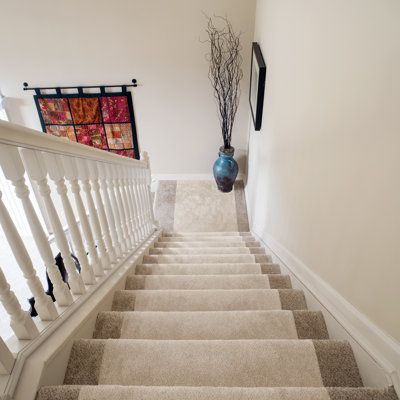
37 232 397 400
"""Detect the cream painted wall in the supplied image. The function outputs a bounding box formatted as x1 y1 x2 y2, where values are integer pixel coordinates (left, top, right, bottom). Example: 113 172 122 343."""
246 0 400 341
0 0 255 174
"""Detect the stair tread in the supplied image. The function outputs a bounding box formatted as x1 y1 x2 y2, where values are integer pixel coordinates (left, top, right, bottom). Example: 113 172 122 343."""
143 254 271 263
112 288 307 311
37 385 399 400
149 247 265 254
94 310 328 340
126 274 291 289
155 241 261 247
163 231 252 236
64 339 362 387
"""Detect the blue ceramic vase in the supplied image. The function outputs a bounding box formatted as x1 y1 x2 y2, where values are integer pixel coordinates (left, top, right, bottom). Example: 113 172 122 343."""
213 146 239 193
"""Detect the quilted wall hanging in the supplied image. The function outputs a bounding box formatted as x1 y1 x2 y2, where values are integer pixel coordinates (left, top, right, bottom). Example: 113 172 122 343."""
25 81 140 159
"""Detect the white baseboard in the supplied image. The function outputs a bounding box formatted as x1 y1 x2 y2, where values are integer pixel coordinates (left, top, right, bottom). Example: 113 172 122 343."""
151 173 245 181
251 231 400 394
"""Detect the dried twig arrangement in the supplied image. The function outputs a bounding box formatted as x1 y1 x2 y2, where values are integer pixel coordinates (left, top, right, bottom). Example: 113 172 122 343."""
204 15 243 149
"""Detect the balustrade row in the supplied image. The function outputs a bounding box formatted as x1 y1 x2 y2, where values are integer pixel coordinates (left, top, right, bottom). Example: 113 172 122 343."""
0 144 155 345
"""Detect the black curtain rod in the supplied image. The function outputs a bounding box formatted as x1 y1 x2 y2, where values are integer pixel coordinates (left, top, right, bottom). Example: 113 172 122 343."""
23 79 137 92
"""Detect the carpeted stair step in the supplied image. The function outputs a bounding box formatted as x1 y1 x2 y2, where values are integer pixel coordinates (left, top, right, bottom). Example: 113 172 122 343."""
142 254 271 264
37 386 399 400
93 310 328 340
163 231 252 237
135 263 281 275
154 241 261 248
159 236 256 242
149 247 265 255
112 289 307 311
64 339 362 387
125 274 291 290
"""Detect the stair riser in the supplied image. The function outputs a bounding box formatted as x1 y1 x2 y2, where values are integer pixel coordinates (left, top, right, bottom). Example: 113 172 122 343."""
126 274 291 290
64 339 362 387
163 232 252 237
159 237 256 242
149 247 265 255
154 242 261 248
94 310 329 340
142 254 271 264
37 386 399 400
112 289 307 312
135 263 281 275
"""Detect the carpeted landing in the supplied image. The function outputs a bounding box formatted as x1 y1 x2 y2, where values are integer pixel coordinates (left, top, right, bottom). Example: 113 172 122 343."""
37 232 398 400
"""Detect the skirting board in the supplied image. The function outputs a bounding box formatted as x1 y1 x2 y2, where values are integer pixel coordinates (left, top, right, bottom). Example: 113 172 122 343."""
251 230 400 394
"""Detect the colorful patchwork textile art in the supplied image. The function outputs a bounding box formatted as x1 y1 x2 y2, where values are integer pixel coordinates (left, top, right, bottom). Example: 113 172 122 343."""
34 92 139 159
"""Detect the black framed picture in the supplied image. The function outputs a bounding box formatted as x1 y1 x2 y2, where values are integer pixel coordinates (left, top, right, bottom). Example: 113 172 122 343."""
249 42 266 131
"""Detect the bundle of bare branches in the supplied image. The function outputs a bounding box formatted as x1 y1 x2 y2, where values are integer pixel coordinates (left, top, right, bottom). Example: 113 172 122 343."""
205 16 243 149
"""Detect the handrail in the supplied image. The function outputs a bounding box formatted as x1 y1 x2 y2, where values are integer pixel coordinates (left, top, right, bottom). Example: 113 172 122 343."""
0 120 156 379
0 120 144 168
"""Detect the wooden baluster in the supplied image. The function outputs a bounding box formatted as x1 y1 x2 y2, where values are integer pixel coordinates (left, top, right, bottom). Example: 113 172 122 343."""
76 158 110 271
89 161 116 265
107 164 133 250
97 162 122 260
0 145 73 306
125 166 142 243
143 164 156 231
20 148 86 295
0 266 39 340
104 164 128 255
131 168 146 237
60 155 103 277
143 169 153 233
0 189 58 320
114 165 136 247
138 168 151 234
0 337 14 374
42 152 95 285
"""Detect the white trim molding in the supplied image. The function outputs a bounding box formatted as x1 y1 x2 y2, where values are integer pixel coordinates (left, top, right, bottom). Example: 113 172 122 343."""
252 231 400 394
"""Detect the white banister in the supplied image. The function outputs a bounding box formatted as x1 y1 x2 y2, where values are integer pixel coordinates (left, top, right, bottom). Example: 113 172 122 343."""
89 161 117 264
115 165 137 247
42 152 96 285
124 166 142 242
60 155 103 277
76 158 110 271
0 190 58 321
0 266 39 340
0 337 14 374
0 120 154 383
104 164 128 255
131 168 146 236
142 153 156 229
138 168 151 234
107 163 132 250
20 148 86 295
97 161 123 259
0 145 73 307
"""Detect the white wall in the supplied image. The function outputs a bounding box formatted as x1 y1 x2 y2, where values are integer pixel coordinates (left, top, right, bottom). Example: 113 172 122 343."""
0 0 255 174
246 0 400 342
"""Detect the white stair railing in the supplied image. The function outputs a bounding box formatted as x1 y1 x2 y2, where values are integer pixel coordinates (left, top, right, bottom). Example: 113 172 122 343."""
97 161 123 260
0 144 73 307
0 119 155 376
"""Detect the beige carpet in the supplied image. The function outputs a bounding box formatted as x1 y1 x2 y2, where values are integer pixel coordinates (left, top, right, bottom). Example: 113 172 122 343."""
37 232 398 400
154 181 249 232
